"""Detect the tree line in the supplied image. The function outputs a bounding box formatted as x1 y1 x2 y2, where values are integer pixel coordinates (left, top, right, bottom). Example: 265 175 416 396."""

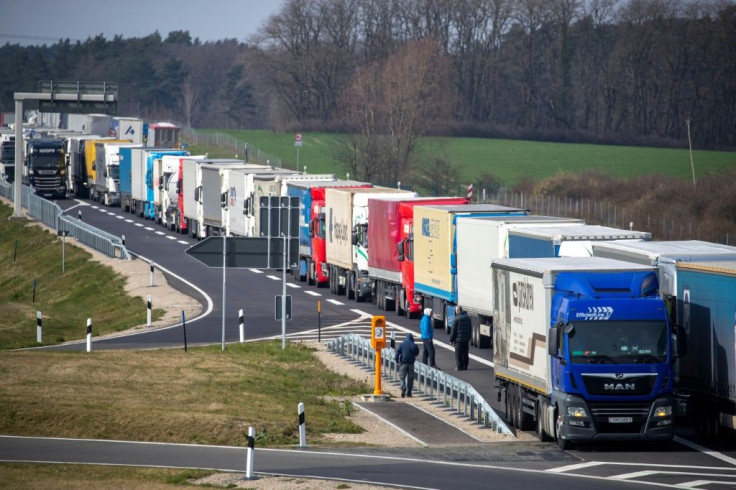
1 1 733 177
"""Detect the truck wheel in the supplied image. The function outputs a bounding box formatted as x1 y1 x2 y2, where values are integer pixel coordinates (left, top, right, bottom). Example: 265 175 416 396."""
396 289 405 316
536 402 551 441
555 411 573 450
346 273 353 300
307 261 315 286
471 323 478 348
518 391 533 430
444 315 451 335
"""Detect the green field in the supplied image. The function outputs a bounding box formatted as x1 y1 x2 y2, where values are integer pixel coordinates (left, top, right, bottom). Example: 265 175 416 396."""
188 130 735 187
0 203 163 349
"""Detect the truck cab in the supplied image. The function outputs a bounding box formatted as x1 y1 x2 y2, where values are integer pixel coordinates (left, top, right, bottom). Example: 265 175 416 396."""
24 138 66 198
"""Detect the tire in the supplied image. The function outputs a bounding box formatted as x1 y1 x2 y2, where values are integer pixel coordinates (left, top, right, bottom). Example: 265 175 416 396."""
471 323 478 348
518 389 533 431
104 193 109 206
307 261 315 286
445 314 451 335
478 328 491 349
346 273 353 300
556 410 573 450
536 402 551 441
396 289 405 316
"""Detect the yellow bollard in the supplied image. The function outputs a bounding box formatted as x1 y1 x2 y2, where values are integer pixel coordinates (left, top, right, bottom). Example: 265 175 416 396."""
371 316 386 395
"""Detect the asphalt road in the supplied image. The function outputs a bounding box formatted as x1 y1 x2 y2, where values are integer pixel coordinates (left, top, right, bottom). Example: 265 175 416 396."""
24 197 736 488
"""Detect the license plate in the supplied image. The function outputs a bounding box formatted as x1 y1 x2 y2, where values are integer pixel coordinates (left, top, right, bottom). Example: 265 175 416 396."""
608 417 633 424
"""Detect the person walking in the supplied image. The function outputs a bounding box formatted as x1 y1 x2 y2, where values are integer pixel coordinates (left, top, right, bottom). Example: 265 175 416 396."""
420 308 438 369
449 305 472 370
395 333 419 397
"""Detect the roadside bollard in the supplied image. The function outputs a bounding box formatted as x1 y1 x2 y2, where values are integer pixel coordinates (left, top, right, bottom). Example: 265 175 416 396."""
36 311 42 343
239 309 244 343
86 318 92 352
245 426 256 480
147 295 152 327
149 262 155 287
298 402 306 448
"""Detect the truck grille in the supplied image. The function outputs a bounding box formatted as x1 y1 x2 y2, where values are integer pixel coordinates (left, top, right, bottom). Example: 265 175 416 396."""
582 374 656 396
589 401 650 433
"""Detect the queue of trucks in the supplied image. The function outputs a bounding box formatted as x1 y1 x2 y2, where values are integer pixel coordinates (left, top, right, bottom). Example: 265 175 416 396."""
3 111 734 450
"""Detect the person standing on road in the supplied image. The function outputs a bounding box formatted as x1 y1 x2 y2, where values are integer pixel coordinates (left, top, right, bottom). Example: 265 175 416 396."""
395 333 419 398
449 305 471 371
420 308 438 369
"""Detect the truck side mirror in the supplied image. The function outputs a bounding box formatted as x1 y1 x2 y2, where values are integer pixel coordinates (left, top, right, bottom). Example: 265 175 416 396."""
397 240 405 262
548 326 559 356
308 219 315 238
244 197 251 215
351 232 358 245
194 186 201 202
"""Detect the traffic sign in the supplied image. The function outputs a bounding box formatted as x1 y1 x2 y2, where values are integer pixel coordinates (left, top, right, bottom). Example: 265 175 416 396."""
275 295 292 320
185 236 298 268
294 133 303 147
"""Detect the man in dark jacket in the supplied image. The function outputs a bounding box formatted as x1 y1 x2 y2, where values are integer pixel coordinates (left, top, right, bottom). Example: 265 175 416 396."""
395 333 419 397
449 305 472 370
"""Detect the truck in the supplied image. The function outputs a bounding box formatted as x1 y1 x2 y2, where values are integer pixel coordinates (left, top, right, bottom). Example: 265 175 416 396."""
118 144 145 212
226 167 301 237
158 154 202 231
129 148 189 219
24 138 66 198
249 173 336 238
110 117 144 144
455 216 585 348
412 204 530 330
181 159 257 239
84 138 132 200
367 197 469 316
507 224 651 258
675 260 736 440
0 131 14 182
492 256 682 449
324 187 417 300
287 180 370 285
91 141 140 206
147 122 181 148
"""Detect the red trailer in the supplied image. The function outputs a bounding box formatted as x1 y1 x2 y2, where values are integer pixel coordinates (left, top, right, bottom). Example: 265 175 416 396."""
368 196 468 317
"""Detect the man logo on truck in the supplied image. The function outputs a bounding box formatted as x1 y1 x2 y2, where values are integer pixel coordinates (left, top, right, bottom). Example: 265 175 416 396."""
604 382 636 391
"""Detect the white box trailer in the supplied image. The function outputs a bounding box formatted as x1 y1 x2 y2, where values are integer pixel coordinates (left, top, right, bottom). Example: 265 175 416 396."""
591 240 736 301
227 167 299 237
201 163 262 235
456 216 584 347
182 159 246 239
324 187 416 299
508 224 651 258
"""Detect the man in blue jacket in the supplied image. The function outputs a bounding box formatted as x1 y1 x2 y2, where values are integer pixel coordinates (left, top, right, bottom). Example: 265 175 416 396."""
395 333 419 397
420 308 438 369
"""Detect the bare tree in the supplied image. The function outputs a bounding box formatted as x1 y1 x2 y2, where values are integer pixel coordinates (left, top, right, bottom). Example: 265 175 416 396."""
180 75 199 128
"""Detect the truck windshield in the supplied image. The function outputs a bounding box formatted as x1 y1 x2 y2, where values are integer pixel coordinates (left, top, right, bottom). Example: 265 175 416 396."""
109 165 120 180
0 144 14 163
568 321 668 364
29 154 62 169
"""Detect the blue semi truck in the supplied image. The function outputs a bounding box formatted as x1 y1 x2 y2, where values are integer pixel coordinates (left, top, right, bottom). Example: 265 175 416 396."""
492 257 683 449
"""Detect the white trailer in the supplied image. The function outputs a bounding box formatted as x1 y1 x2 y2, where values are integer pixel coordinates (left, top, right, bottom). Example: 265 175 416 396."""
324 187 417 300
508 224 651 258
227 167 298 237
456 216 584 347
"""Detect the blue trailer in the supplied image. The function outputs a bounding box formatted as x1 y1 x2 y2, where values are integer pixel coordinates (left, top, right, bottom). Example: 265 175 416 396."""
118 144 144 212
676 260 736 440
492 257 683 449
508 225 651 258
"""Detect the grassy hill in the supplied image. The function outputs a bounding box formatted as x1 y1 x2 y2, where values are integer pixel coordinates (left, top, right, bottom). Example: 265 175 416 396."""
189 130 735 187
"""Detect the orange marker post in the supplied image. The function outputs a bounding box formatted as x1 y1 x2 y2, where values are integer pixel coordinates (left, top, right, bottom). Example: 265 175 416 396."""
371 316 387 395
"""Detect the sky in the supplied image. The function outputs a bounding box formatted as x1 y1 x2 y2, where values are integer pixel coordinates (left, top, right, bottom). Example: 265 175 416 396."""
0 0 286 46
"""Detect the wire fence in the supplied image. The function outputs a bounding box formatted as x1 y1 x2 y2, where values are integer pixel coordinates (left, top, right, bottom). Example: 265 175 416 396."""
327 333 512 435
181 128 283 168
476 188 731 245
0 180 130 259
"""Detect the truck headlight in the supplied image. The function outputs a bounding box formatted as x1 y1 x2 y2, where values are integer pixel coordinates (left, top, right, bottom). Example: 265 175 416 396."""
654 405 672 418
567 406 587 418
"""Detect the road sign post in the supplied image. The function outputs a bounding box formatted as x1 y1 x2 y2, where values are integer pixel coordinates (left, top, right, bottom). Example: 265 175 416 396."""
371 316 387 396
294 133 303 171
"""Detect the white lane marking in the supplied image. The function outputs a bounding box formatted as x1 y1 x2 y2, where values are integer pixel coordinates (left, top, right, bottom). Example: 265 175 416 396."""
546 462 606 473
304 291 321 297
144 227 154 231
286 283 300 289
326 299 344 306
165 236 176 240
125 219 133 223
115 215 124 219
266 275 280 281
674 436 736 467
609 470 658 480
135 223 144 227
352 403 427 446
90 206 99 210
155 231 165 236
676 480 736 488
249 269 264 274
106 212 115 216
177 240 188 245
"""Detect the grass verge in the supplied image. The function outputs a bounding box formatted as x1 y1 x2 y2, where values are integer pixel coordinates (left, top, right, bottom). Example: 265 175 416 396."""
0 202 163 349
0 341 370 447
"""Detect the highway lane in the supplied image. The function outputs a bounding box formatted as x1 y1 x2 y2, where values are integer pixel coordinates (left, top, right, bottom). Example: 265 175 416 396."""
49 197 736 478
7 435 734 489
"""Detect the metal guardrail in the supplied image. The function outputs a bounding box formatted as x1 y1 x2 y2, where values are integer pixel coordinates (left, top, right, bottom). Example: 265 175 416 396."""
181 127 283 168
1 180 130 260
327 333 512 435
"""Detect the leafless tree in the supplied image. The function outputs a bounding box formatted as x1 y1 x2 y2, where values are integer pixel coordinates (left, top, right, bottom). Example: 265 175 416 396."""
180 75 199 128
